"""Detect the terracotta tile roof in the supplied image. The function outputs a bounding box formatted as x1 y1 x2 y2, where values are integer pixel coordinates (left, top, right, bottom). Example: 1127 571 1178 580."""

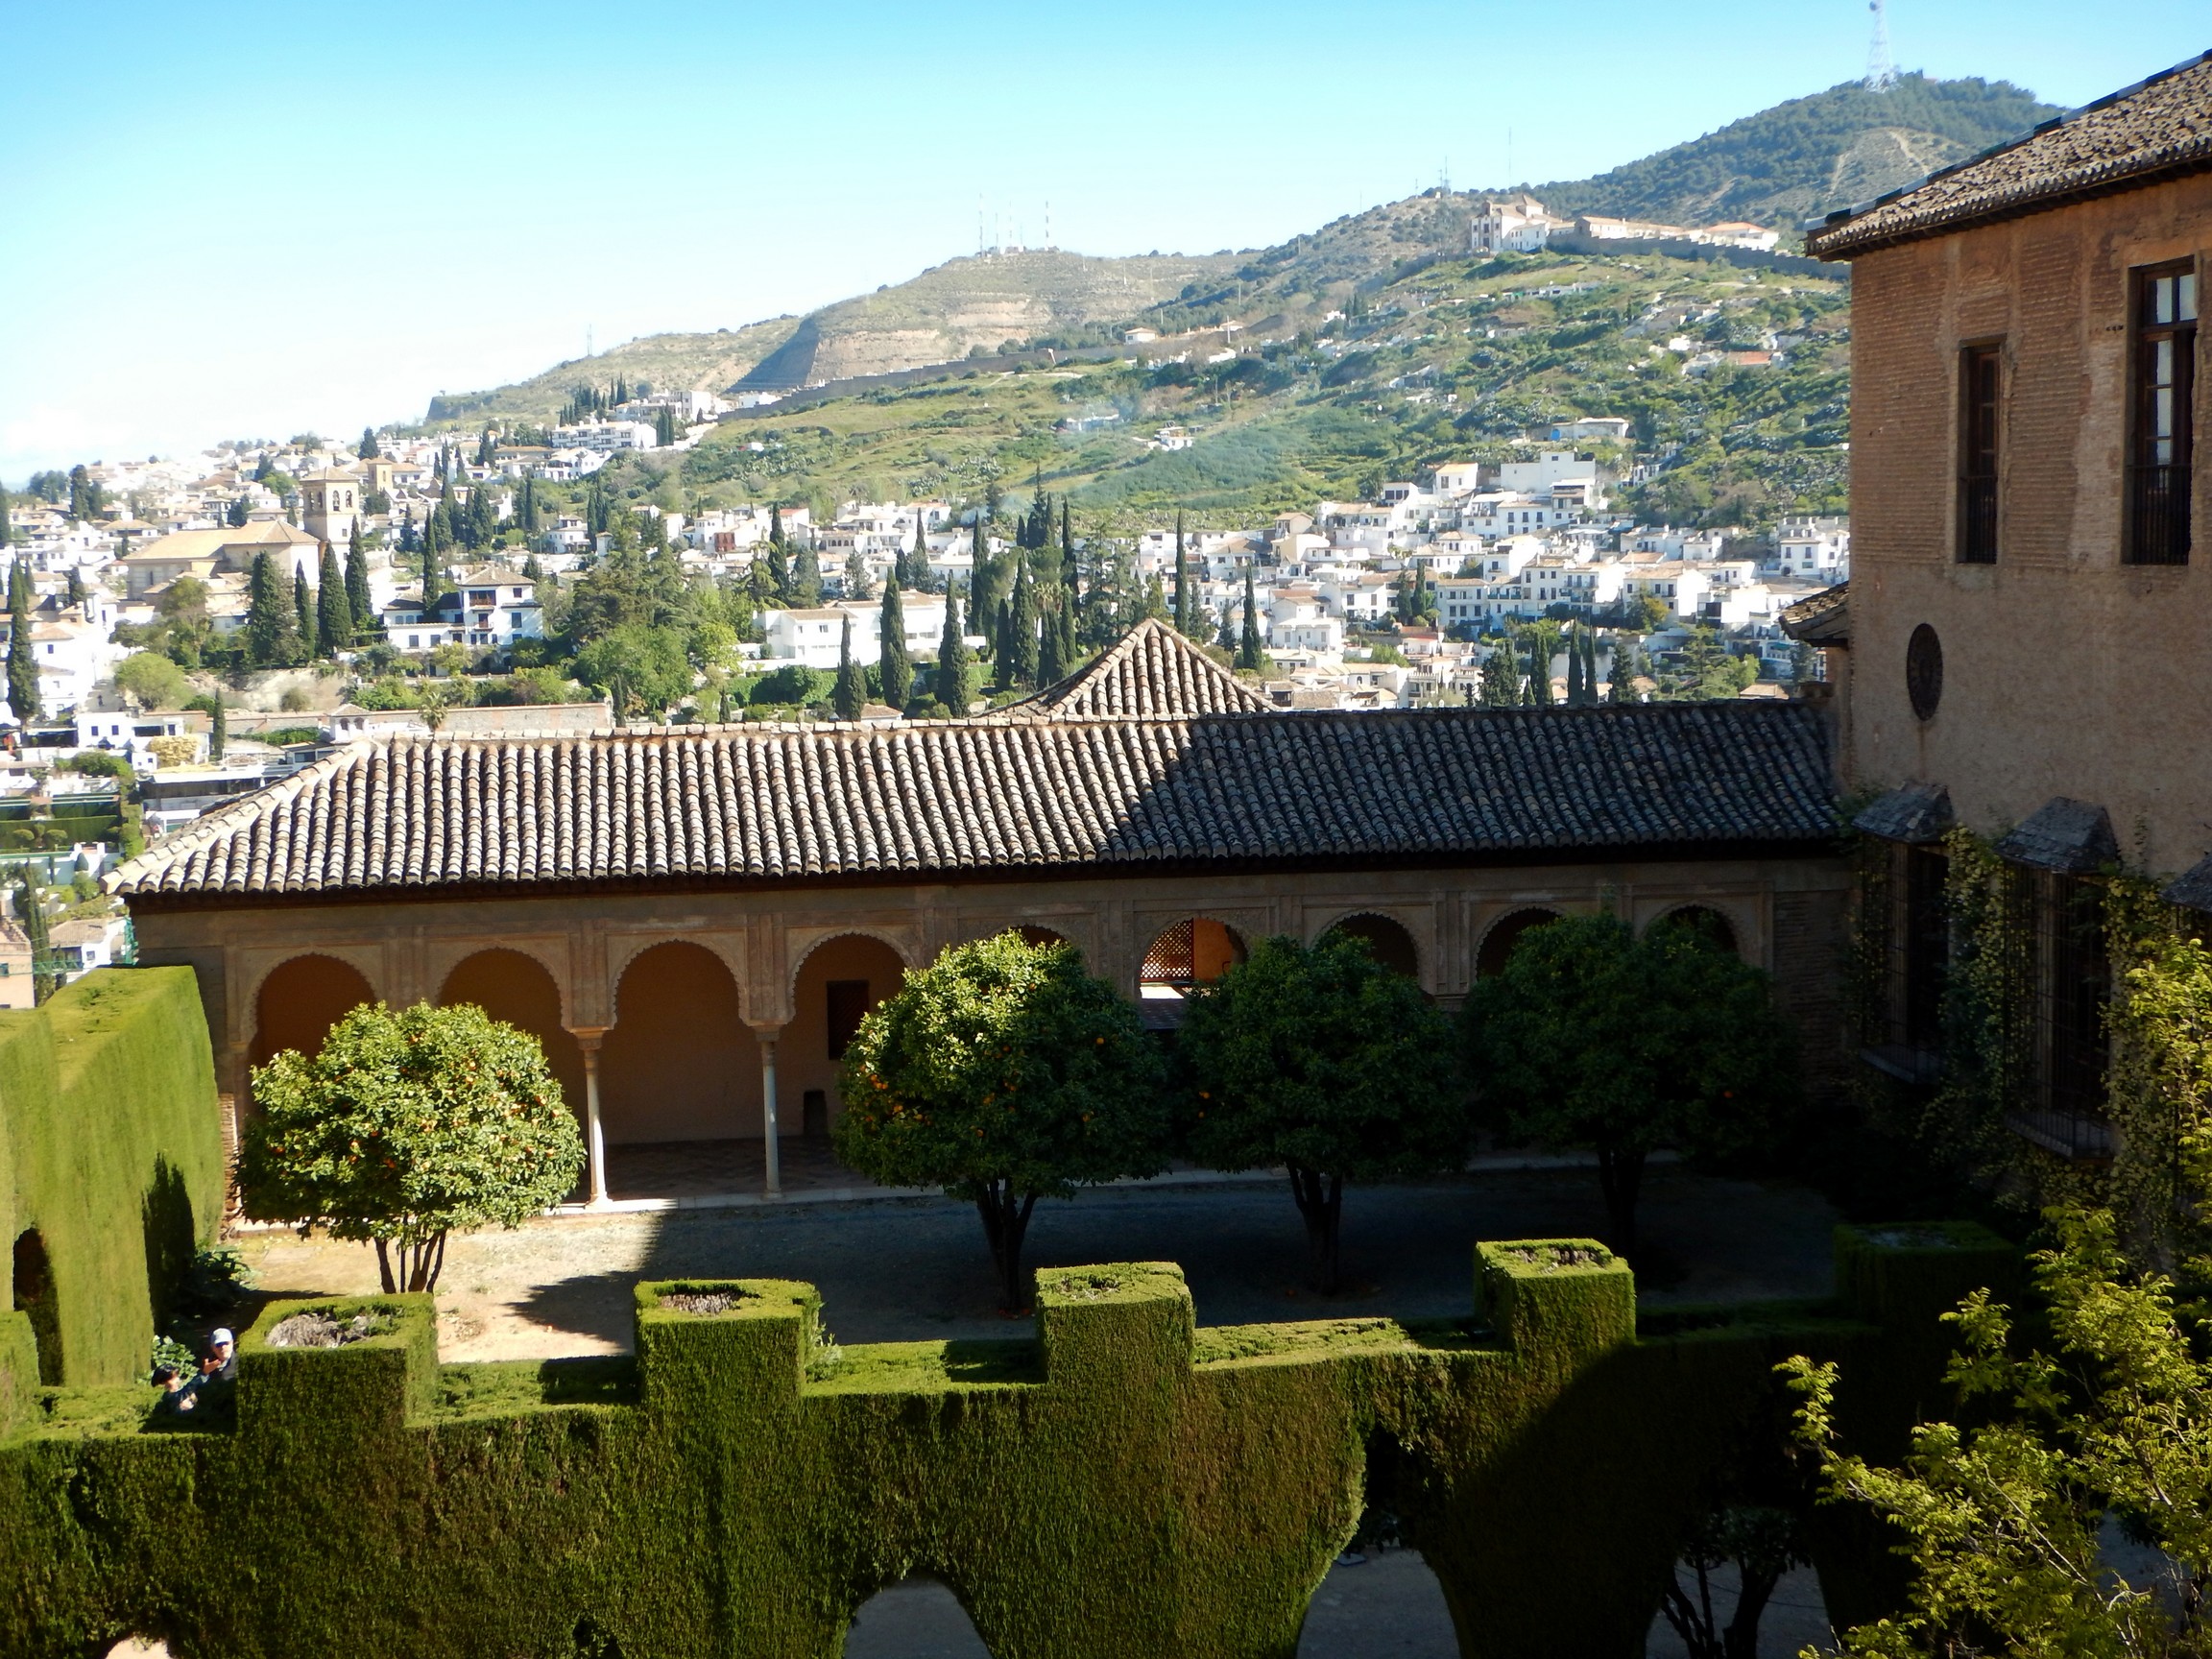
1778 582 1849 646
994 619 1273 719
108 702 1836 901
1808 52 2212 257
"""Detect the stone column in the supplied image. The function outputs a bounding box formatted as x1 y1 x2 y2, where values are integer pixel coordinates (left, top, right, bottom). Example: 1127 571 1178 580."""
568 1026 612 1208
753 1024 784 1199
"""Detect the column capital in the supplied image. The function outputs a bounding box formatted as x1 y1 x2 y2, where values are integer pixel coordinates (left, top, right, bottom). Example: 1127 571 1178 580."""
744 1021 785 1044
566 1024 610 1054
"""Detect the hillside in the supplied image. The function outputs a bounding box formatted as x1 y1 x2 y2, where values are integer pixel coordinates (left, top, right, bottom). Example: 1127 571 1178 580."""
418 72 2053 470
1526 74 2058 229
425 317 804 426
735 250 1241 390
654 243 1852 533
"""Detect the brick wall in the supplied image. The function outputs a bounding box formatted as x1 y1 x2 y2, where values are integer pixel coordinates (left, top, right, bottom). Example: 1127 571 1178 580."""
1845 173 2212 875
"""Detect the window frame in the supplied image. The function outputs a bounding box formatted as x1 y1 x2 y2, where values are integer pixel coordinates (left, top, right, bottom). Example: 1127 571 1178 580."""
1957 341 2004 565
2124 258 2198 565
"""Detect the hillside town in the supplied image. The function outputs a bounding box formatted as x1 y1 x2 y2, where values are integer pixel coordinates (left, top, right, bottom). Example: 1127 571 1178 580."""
0 420 1839 745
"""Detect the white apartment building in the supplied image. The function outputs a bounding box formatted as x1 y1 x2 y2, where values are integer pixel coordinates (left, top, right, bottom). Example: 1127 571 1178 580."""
552 421 658 453
760 593 950 670
1469 195 1564 255
1774 516 1850 579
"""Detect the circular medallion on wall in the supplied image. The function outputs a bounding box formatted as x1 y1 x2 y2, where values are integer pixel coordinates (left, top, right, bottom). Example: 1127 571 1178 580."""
1906 623 1943 721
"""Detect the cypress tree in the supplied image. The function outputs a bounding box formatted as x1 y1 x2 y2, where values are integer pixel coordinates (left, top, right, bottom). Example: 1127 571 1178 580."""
359 425 379 460
226 496 250 528
293 565 313 654
1608 644 1640 705
878 581 912 710
764 537 790 603
64 568 85 612
316 542 349 656
832 615 865 719
345 538 373 638
1479 638 1521 707
1565 625 1586 705
937 587 972 713
1010 563 1040 687
6 558 37 724
0 488 11 548
1172 509 1191 636
421 514 446 601
245 551 286 666
1037 589 1065 685
208 690 227 760
1527 630 1554 707
1237 569 1262 671
903 515 930 590
1581 629 1600 705
16 880 51 1006
1059 499 1077 589
1053 587 1077 678
791 544 823 606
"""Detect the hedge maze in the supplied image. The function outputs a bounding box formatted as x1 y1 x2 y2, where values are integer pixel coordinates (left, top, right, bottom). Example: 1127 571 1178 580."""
0 970 2015 1659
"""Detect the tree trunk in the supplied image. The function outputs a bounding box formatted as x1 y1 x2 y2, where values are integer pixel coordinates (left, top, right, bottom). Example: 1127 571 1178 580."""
974 1182 1039 1312
373 1238 397 1295
1723 1567 1782 1659
1595 1144 1647 1258
1287 1166 1344 1294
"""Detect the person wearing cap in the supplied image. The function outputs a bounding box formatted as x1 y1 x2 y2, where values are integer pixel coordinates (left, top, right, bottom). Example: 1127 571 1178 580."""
208 1328 236 1381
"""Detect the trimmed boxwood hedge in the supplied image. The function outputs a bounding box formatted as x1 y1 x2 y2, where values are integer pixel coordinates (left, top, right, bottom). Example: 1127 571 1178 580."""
0 1225 2017 1659
0 968 224 1414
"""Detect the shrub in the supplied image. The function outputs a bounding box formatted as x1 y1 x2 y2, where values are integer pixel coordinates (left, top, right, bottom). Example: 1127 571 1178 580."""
833 931 1168 1309
240 1001 585 1292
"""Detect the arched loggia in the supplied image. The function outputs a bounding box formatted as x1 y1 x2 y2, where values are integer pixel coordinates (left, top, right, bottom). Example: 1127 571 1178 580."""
250 954 375 1070
599 943 757 1145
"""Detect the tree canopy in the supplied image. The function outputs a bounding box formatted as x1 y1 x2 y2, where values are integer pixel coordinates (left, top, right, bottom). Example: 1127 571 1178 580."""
832 931 1168 1309
1178 932 1465 1290
240 1001 585 1293
1462 913 1797 1254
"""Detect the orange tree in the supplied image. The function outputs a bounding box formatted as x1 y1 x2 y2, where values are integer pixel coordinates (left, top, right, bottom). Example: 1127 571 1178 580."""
1177 933 1466 1293
239 1001 585 1293
833 931 1168 1310
1461 914 1797 1256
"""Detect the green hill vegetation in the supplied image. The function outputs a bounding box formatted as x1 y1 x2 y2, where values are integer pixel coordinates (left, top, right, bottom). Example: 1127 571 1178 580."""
661 245 1850 531
1527 73 2059 229
425 317 804 426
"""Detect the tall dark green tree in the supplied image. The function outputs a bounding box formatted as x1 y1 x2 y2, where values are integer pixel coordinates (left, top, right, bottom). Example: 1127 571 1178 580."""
244 551 289 666
358 426 379 460
1172 510 1193 636
421 514 447 601
293 565 313 652
1607 640 1637 704
64 569 85 612
1038 589 1067 685
15 879 52 1006
763 537 791 603
0 488 12 548
790 543 823 607
1237 569 1262 672
519 475 541 536
878 582 913 710
832 616 865 719
226 496 250 528
1582 629 1601 706
1059 500 1078 591
936 587 973 713
316 543 349 656
67 465 104 522
1479 638 1522 707
901 516 930 590
1526 630 1554 707
1566 625 1587 705
208 689 227 760
6 558 37 724
1008 563 1040 688
345 539 373 638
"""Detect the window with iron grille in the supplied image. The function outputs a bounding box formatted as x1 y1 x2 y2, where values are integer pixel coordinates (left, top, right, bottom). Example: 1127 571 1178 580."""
1958 344 2002 564
1140 919 1194 989
2127 262 2196 565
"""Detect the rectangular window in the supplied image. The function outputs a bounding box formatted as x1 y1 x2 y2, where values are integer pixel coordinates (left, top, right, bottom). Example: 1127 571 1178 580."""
825 979 870 1061
1958 343 2002 563
2127 262 2196 565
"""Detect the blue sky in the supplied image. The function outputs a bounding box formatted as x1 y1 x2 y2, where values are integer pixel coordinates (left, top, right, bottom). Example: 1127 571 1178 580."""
0 2 2200 483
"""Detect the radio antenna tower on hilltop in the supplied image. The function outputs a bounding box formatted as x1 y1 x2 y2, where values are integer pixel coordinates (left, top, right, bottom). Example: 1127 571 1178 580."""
1865 0 1897 92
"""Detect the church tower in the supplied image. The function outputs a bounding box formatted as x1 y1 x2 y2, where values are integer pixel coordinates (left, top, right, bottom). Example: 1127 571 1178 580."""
300 469 359 548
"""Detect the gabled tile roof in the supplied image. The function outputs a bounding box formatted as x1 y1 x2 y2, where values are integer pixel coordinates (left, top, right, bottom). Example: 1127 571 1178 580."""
1809 52 2212 257
995 619 1273 719
109 702 1837 902
1779 582 1850 646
